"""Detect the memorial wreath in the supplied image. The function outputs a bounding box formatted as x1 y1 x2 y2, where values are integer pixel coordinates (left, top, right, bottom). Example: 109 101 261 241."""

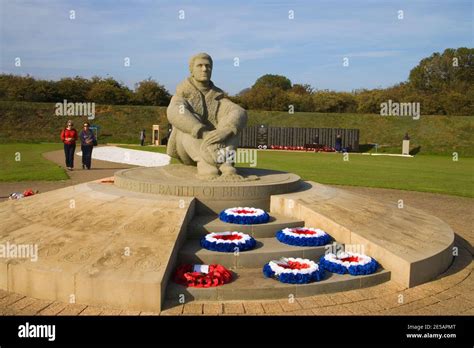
276 227 331 247
201 231 256 252
263 257 324 284
173 264 232 287
219 207 270 225
319 252 379 275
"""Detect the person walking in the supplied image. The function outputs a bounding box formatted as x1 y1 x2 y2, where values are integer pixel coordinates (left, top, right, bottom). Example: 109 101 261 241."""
60 120 78 170
79 122 97 170
140 129 146 146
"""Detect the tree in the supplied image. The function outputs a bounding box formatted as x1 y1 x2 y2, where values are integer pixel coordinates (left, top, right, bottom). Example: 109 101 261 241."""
354 89 386 114
239 85 290 111
1 47 473 115
441 90 473 115
291 83 313 95
134 78 171 106
287 92 314 112
236 87 251 96
408 47 474 92
56 76 92 102
252 74 292 91
34 80 59 102
2 75 38 101
313 90 357 113
86 77 131 104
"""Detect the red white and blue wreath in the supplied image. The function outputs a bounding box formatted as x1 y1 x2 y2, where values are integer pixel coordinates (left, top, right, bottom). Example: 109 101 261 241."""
263 257 325 284
200 231 256 252
219 207 270 225
319 252 379 275
276 227 331 247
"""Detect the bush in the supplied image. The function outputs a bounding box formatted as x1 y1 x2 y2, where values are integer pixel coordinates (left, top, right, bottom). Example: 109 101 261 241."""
314 91 357 113
0 74 167 106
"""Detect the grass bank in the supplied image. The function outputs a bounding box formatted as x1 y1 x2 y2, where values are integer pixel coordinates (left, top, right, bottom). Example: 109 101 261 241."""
1 101 472 156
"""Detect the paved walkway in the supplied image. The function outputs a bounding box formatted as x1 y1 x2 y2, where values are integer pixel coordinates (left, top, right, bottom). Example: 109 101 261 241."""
0 149 472 315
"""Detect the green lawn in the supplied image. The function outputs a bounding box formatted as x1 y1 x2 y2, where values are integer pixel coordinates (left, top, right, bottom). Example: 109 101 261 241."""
0 143 472 198
119 145 473 198
0 143 68 181
237 150 474 198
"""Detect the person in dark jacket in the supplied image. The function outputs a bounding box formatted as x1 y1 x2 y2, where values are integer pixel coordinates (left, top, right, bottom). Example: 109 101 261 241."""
313 134 319 145
79 122 96 169
335 134 343 152
140 129 146 146
60 120 78 170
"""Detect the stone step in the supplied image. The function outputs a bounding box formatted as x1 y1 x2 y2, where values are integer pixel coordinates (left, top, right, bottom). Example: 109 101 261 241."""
178 237 329 269
166 267 391 301
187 214 305 239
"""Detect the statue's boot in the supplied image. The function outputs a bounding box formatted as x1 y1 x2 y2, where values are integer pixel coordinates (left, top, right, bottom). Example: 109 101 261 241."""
196 160 219 180
220 162 237 175
219 162 243 180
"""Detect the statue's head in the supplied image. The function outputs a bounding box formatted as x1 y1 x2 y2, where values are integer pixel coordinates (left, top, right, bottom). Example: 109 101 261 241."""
189 52 213 83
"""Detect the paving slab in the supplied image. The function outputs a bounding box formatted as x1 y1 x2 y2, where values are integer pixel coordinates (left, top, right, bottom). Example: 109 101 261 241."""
0 179 195 312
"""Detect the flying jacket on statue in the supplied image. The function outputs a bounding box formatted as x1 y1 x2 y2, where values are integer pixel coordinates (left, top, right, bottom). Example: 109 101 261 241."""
167 77 247 165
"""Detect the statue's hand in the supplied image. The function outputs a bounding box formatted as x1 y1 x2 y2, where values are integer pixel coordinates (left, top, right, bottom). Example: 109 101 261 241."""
203 128 232 146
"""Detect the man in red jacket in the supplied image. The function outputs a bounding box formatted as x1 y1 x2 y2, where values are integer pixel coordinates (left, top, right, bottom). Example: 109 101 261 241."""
60 120 78 170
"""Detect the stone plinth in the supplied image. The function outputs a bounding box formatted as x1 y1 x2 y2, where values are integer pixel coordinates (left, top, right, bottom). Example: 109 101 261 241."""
114 165 301 214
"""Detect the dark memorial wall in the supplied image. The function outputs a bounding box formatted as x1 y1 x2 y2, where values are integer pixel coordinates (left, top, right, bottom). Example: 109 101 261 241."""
239 125 360 151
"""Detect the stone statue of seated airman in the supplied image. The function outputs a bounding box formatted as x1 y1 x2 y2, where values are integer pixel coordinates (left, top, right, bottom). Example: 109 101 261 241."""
167 53 248 180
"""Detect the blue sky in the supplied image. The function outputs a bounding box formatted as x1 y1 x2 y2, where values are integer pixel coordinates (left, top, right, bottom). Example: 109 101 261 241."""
1 0 472 95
